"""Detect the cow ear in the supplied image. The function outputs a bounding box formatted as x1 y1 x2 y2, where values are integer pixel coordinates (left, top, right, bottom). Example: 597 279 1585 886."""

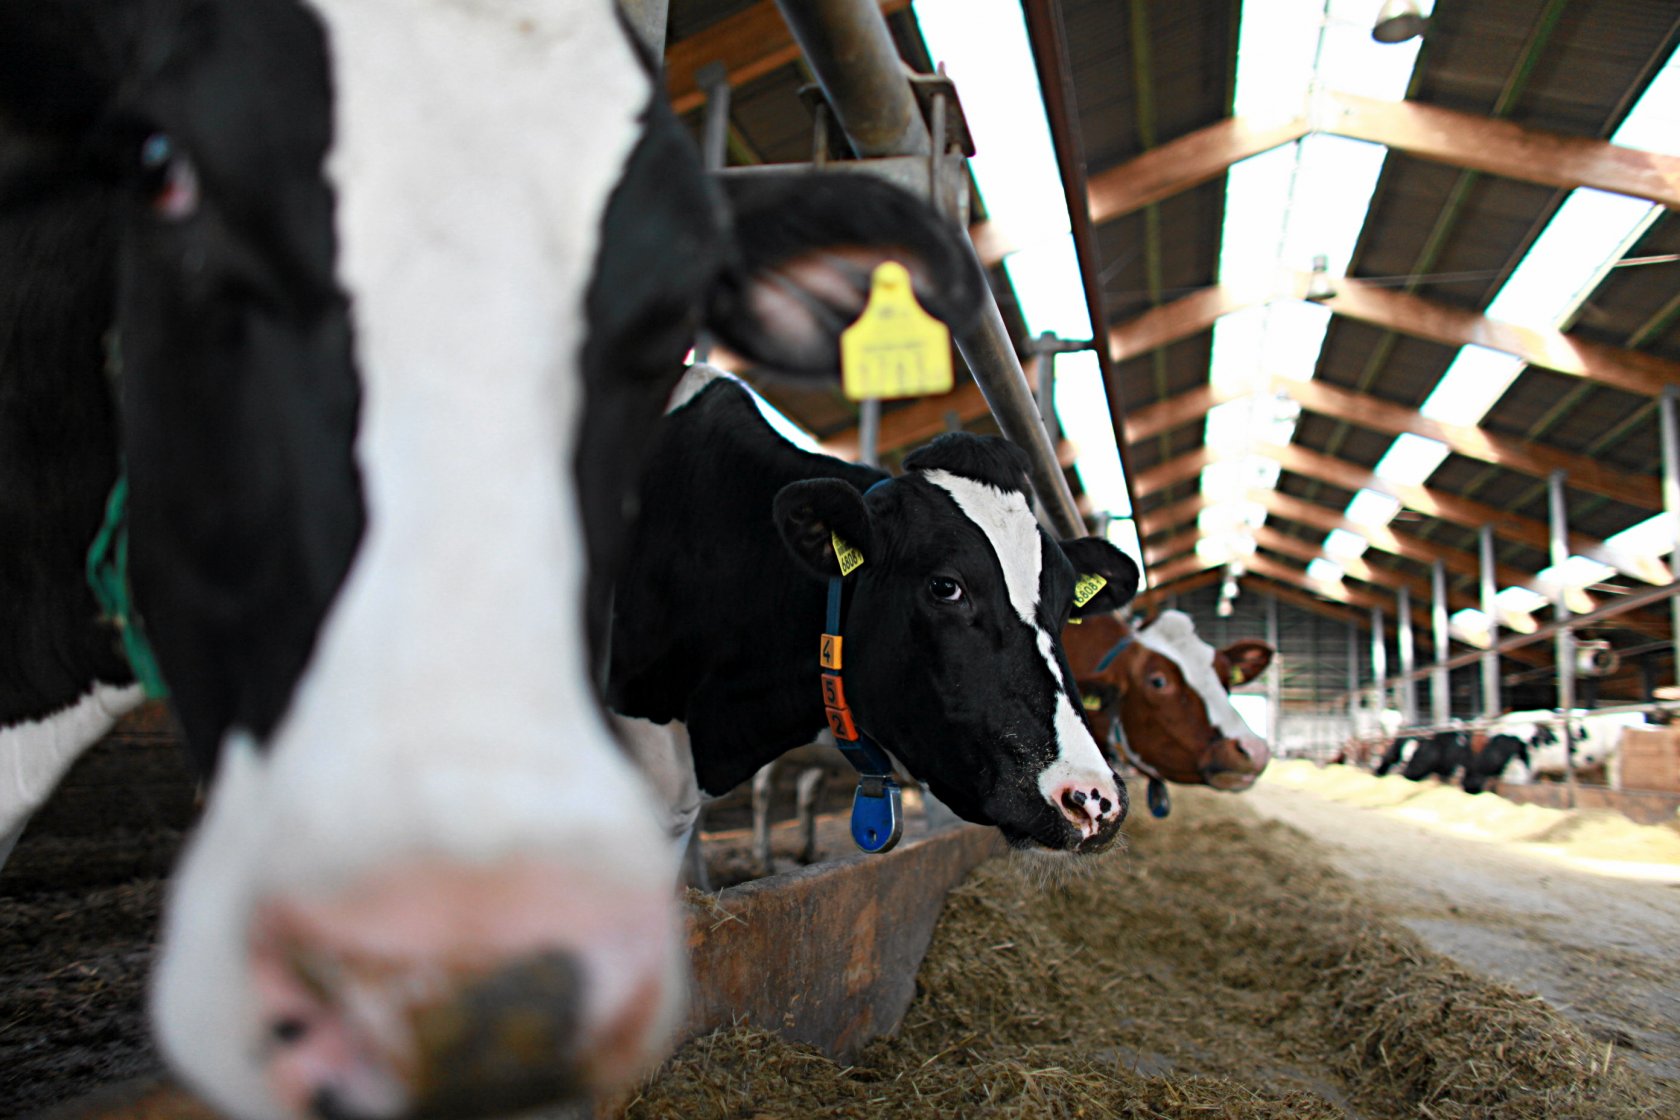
704 173 984 377
1059 537 1139 617
772 479 875 579
1222 640 1273 686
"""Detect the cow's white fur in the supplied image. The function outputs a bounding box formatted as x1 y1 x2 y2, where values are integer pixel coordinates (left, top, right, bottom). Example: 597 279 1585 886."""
920 470 1118 829
0 682 144 869
1133 611 1260 745
150 4 682 1116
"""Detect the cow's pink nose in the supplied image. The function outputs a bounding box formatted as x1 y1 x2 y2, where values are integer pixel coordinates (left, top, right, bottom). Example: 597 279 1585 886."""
1054 772 1128 845
249 860 681 1120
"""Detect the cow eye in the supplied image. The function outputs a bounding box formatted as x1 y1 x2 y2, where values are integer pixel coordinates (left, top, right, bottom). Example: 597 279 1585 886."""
928 576 963 603
1147 673 1169 691
137 132 200 221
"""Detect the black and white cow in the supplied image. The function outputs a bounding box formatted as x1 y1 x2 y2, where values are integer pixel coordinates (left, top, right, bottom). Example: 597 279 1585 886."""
1482 708 1647 785
609 370 1138 858
1399 730 1472 783
1462 734 1529 794
1372 735 1422 777
0 2 983 1116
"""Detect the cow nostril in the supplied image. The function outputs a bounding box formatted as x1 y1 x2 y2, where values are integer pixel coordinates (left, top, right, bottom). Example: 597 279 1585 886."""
1068 789 1087 807
1099 797 1112 814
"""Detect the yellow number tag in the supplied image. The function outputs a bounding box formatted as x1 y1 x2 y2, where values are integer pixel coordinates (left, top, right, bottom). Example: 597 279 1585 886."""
839 261 954 401
831 532 866 577
1072 573 1107 608
1081 693 1104 711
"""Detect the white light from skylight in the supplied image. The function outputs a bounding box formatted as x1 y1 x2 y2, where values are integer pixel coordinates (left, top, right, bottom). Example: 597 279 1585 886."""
1496 586 1550 614
1324 528 1370 559
1612 45 1680 156
1052 350 1131 516
1307 558 1345 584
1486 188 1661 329
1605 513 1676 558
1373 433 1450 485
747 386 824 453
1345 488 1402 526
1106 518 1146 585
1005 233 1090 339
912 0 1070 246
1537 556 1616 590
1419 346 1525 425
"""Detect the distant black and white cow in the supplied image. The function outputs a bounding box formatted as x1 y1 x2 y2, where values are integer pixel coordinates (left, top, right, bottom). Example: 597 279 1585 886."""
1399 730 1472 782
0 2 982 1116
1373 735 1422 777
1481 708 1648 785
609 370 1139 858
1462 734 1529 794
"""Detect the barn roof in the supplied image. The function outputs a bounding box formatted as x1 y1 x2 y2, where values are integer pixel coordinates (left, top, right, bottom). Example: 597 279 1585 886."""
657 0 1680 706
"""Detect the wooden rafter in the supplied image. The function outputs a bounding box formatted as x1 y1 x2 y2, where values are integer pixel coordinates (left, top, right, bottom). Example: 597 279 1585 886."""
665 0 912 116
1142 525 1201 567
1133 446 1214 495
1136 492 1211 539
1075 90 1680 232
1143 550 1218 589
1131 567 1222 612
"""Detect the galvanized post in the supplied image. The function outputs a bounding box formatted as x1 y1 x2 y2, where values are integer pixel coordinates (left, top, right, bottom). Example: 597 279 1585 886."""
858 399 881 467
1479 525 1500 720
1431 560 1450 728
1266 593 1282 748
690 62 732 367
1397 586 1416 727
1371 606 1387 723
1347 622 1359 745
1662 386 1680 688
1549 470 1577 804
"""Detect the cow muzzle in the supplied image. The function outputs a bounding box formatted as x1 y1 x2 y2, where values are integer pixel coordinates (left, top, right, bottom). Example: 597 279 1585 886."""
248 861 680 1120
1201 734 1271 791
1049 769 1129 852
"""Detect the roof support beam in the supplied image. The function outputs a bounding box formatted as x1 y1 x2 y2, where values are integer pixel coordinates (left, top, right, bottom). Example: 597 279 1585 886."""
665 0 912 115
1132 567 1223 612
1136 492 1211 539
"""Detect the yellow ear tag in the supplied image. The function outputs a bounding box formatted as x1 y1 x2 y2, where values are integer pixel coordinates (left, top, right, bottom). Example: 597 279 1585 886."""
1081 693 1104 711
1231 667 1246 685
839 261 954 401
831 532 866 577
1071 573 1107 609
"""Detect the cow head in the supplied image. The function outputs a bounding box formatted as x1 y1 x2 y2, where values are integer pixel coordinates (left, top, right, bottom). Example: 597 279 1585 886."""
1064 611 1272 790
0 1 981 1117
774 435 1139 855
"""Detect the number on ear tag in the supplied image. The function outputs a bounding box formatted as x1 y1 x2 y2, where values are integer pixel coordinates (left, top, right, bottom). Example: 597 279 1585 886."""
840 262 953 401
1072 573 1107 608
831 532 865 577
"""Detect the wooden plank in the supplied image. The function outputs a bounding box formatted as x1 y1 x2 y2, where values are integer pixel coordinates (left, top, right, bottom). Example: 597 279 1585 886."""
1137 492 1211 538
1122 381 1245 443
1133 566 1222 610
1108 285 1257 363
1085 115 1310 225
1280 379 1662 511
665 0 913 116
1134 446 1213 496
1323 277 1680 401
1327 91 1680 213
1141 550 1216 589
1143 525 1201 567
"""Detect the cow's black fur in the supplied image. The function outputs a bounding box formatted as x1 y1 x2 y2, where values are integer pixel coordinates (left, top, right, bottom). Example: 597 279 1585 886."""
609 376 1138 852
1463 733 1528 794
1400 730 1471 782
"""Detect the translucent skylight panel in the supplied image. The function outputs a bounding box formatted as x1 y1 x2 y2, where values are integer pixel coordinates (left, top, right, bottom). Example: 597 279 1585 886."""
1324 528 1370 558
912 0 1069 244
1279 135 1388 279
1106 517 1145 583
1605 514 1676 558
1257 300 1335 384
1486 189 1660 329
1495 586 1550 613
1373 433 1449 485
1318 0 1430 101
1209 306 1271 392
1219 148 1298 289
1345 488 1401 526
1052 351 1131 516
1419 346 1525 424
1610 46 1680 156
1307 558 1344 583
1006 233 1089 340
1232 0 1322 122
1537 556 1616 589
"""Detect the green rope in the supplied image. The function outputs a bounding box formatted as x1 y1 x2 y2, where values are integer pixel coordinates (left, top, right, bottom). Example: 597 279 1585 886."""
86 474 169 698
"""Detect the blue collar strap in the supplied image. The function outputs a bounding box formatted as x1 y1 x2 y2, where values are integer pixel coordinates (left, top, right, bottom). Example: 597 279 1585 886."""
1094 633 1134 673
821 571 903 854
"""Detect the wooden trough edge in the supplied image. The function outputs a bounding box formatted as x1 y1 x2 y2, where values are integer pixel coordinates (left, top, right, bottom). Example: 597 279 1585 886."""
681 821 1005 1062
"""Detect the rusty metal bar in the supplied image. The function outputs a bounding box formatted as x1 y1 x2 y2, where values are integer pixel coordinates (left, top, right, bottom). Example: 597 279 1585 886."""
772 0 1085 537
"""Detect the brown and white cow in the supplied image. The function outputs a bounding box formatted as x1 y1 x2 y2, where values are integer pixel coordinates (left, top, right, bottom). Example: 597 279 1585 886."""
1063 610 1272 817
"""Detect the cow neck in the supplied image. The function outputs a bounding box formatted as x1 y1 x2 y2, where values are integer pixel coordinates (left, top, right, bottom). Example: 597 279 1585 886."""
818 483 902 855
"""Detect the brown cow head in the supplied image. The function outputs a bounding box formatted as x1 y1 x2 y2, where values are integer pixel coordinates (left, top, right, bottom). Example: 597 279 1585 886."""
1063 611 1273 801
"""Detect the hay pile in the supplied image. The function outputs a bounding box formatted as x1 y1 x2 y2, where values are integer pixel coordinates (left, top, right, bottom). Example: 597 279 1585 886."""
624 791 1669 1119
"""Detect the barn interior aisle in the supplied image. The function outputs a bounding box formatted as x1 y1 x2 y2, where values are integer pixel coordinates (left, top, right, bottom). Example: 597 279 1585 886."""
625 782 1680 1120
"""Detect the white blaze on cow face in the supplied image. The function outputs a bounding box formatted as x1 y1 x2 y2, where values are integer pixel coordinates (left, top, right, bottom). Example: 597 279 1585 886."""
151 4 684 1118
1133 612 1266 751
917 470 1121 840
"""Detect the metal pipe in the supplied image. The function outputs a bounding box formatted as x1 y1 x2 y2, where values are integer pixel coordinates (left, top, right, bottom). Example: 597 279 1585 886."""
1398 586 1416 725
773 0 929 157
1347 621 1359 736
1549 470 1577 803
772 0 1084 538
1663 386 1680 687
1266 593 1282 746
1431 560 1450 726
858 399 881 467
1371 606 1387 715
1480 525 1500 719
617 0 669 57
